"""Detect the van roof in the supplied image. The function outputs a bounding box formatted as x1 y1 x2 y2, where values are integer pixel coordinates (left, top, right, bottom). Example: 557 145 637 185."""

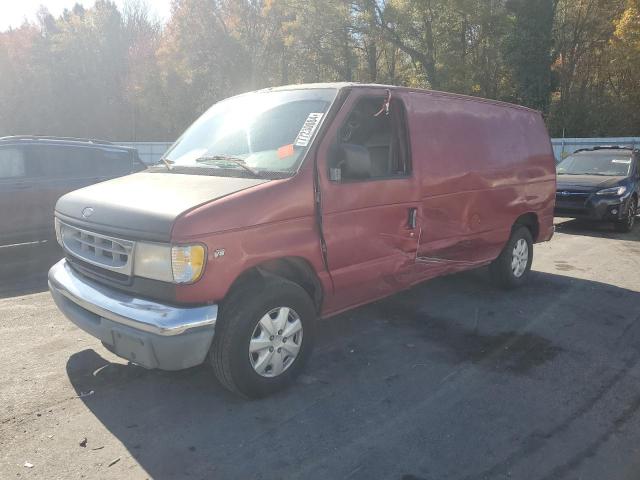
0 135 136 151
258 82 540 114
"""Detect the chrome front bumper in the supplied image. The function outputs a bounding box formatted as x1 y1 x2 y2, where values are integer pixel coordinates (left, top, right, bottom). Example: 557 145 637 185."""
48 259 218 370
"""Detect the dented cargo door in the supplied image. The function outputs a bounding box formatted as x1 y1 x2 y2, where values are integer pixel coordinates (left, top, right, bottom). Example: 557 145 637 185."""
314 88 421 314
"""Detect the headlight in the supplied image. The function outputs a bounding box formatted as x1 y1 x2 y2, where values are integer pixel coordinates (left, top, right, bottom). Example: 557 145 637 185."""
134 242 174 282
171 244 206 284
134 243 206 284
596 186 627 196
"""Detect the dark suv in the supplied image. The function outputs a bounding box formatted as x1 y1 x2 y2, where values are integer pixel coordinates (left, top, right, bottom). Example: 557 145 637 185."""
555 146 639 232
0 136 145 246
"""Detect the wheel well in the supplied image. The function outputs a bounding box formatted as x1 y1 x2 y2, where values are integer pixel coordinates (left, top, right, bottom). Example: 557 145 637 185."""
513 213 539 241
228 257 323 313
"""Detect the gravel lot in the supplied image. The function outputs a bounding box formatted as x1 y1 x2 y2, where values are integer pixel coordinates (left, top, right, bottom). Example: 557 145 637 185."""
1 219 640 480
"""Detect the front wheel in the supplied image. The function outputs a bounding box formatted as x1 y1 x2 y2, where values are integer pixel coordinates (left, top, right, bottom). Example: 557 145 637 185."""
209 275 316 398
489 226 534 289
615 197 637 233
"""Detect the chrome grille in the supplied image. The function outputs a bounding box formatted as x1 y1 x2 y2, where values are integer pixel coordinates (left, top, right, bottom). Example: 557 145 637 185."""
58 221 134 276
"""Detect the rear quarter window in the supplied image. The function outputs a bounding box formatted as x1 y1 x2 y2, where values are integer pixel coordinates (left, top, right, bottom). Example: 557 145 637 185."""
30 145 100 178
98 149 134 175
0 147 26 179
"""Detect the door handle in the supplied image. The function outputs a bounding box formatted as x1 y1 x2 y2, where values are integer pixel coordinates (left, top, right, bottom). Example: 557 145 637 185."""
407 208 417 229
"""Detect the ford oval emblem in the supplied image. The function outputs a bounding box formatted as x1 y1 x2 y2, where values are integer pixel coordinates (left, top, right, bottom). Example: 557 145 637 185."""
82 207 94 218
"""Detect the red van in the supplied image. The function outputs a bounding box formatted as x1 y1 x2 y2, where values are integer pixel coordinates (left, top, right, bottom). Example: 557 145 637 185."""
48 84 556 398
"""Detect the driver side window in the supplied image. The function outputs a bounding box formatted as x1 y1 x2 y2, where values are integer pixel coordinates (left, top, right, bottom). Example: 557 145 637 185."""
330 96 411 182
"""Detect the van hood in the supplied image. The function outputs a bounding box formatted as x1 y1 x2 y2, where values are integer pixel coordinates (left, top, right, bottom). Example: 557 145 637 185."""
556 174 625 190
55 171 269 241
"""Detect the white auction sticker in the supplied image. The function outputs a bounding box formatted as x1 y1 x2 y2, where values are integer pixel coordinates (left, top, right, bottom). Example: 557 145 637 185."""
611 159 631 164
294 113 324 147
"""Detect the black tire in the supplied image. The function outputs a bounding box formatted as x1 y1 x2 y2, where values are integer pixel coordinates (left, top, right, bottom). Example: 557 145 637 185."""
210 275 316 399
615 197 637 233
489 226 534 289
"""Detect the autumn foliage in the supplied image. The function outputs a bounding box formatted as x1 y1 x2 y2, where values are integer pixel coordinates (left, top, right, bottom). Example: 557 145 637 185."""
1 0 638 140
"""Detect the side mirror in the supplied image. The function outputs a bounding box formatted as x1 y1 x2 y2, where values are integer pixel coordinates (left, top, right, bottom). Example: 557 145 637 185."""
329 144 371 182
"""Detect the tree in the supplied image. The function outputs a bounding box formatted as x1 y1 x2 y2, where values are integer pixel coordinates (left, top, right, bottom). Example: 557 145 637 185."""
0 0 639 139
550 0 625 136
373 0 441 88
609 0 640 133
504 0 558 112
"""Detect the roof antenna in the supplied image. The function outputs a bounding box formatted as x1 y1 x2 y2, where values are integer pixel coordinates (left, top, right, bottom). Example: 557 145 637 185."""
374 89 391 117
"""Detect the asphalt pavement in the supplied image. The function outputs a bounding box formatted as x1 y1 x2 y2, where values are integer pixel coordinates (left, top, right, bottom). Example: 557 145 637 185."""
1 220 640 480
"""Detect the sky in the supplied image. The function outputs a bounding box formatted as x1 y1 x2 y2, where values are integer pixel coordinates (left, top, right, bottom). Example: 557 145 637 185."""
0 0 172 31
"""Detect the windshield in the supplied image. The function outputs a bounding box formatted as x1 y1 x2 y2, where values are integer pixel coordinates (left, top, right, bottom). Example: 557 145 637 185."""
163 88 338 177
557 151 633 176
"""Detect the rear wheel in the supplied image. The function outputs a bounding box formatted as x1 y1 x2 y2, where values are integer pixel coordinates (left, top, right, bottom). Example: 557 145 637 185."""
210 275 316 398
489 226 534 289
615 197 637 233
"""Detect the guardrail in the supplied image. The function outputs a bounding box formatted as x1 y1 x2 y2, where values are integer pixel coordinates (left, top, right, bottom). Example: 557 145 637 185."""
117 138 640 165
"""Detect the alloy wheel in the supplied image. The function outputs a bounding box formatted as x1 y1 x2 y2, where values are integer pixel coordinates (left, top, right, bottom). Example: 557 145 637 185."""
628 199 637 229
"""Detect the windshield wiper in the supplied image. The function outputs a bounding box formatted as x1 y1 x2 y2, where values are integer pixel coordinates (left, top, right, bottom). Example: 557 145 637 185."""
560 172 618 176
158 157 174 171
195 155 261 177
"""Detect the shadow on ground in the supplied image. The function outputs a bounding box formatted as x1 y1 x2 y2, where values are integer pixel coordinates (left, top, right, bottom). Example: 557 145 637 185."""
0 241 63 298
555 217 640 242
66 269 640 480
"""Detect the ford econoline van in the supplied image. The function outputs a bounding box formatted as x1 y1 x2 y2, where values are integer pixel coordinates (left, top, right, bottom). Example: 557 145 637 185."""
48 84 556 398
